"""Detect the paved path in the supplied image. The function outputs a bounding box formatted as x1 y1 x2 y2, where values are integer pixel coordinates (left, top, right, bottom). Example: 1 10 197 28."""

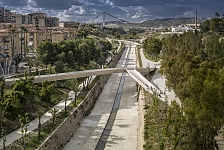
139 48 180 105
139 48 160 68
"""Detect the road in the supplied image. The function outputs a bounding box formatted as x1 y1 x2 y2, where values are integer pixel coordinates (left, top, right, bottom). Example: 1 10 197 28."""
63 41 139 150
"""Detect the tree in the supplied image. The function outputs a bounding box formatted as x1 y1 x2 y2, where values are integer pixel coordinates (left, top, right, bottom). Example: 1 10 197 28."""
160 31 224 149
19 25 25 56
18 113 29 145
61 93 68 113
143 37 162 59
37 109 43 141
69 79 80 106
12 72 37 107
35 24 40 47
49 107 59 126
214 12 220 18
39 80 55 103
22 27 29 56
1 127 6 150
7 24 13 55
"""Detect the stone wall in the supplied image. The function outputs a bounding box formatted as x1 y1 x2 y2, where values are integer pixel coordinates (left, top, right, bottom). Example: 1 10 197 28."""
38 43 125 150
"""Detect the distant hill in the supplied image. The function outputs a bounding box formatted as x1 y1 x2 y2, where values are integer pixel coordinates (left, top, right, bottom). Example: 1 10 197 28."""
105 17 209 28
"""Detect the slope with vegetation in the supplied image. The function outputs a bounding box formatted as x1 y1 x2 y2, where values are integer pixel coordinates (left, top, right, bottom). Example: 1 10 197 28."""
143 17 224 149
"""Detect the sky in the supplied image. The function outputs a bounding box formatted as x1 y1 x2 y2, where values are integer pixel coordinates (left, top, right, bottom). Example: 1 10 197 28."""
1 0 224 23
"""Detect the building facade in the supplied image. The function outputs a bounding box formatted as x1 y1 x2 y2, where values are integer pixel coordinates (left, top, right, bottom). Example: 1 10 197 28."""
0 24 78 70
0 7 12 23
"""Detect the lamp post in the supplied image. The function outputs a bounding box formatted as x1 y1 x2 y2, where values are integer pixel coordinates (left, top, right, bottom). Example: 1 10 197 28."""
4 57 8 77
8 53 17 75
0 63 4 76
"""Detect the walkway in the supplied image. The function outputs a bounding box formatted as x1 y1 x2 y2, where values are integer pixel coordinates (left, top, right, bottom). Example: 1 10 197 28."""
5 67 148 86
139 48 180 105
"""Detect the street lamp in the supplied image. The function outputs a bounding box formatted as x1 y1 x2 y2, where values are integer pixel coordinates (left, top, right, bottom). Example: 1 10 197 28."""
8 53 17 75
3 55 9 77
0 63 4 76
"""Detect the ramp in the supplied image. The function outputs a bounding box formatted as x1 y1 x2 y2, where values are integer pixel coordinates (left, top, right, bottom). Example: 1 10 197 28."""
126 69 163 96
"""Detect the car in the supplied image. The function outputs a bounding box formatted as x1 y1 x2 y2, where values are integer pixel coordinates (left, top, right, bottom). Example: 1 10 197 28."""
18 62 29 68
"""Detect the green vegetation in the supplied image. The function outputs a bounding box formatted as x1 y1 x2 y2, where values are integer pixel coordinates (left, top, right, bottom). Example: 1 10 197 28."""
36 37 112 72
200 14 224 33
144 91 183 150
0 30 119 148
143 37 162 61
144 24 224 149
136 45 143 67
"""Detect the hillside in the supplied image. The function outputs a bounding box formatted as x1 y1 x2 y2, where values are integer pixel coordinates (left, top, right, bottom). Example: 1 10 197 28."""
105 17 208 28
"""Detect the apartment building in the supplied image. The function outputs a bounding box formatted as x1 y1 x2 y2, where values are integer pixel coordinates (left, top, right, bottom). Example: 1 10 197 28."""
11 13 29 24
59 21 79 28
0 7 12 23
0 24 78 68
46 17 59 27
11 12 60 27
0 28 21 67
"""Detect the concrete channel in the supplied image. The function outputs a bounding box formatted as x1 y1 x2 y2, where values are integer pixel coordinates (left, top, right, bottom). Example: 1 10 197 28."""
63 42 139 150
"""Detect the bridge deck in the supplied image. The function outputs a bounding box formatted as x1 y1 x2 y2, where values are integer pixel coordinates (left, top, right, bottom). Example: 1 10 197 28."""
5 67 149 85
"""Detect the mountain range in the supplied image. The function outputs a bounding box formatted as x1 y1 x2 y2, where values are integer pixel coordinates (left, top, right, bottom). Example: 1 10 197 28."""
105 17 210 28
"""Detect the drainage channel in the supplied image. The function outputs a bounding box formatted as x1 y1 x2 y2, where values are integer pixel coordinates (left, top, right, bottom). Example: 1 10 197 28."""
95 45 131 150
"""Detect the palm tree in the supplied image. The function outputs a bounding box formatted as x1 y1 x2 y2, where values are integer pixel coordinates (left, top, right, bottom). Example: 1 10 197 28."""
7 24 13 56
37 109 43 141
19 25 25 56
49 107 59 126
35 24 40 48
61 93 68 113
69 79 80 106
23 27 28 56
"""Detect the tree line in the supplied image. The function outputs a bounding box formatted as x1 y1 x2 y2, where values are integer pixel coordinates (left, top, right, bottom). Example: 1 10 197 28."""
142 21 224 148
158 31 224 149
36 37 112 73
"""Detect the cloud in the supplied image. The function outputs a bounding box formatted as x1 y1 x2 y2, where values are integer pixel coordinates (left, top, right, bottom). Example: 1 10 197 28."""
58 6 101 22
1 0 28 7
32 0 83 10
1 0 224 23
118 6 151 20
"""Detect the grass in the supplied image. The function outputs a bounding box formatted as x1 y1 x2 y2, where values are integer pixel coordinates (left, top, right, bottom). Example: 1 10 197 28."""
136 45 143 67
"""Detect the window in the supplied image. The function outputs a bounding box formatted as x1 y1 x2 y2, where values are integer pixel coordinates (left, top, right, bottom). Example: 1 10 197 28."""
4 45 8 50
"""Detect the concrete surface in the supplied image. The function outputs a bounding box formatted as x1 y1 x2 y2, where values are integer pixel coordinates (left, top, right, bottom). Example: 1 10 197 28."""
63 42 139 150
105 42 138 150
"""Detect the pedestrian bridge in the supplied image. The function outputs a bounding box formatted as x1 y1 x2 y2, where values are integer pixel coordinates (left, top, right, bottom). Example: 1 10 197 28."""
5 67 164 98
5 67 151 85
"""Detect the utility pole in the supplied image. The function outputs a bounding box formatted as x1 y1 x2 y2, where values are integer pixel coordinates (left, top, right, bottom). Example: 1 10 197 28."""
103 12 105 27
195 10 197 30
